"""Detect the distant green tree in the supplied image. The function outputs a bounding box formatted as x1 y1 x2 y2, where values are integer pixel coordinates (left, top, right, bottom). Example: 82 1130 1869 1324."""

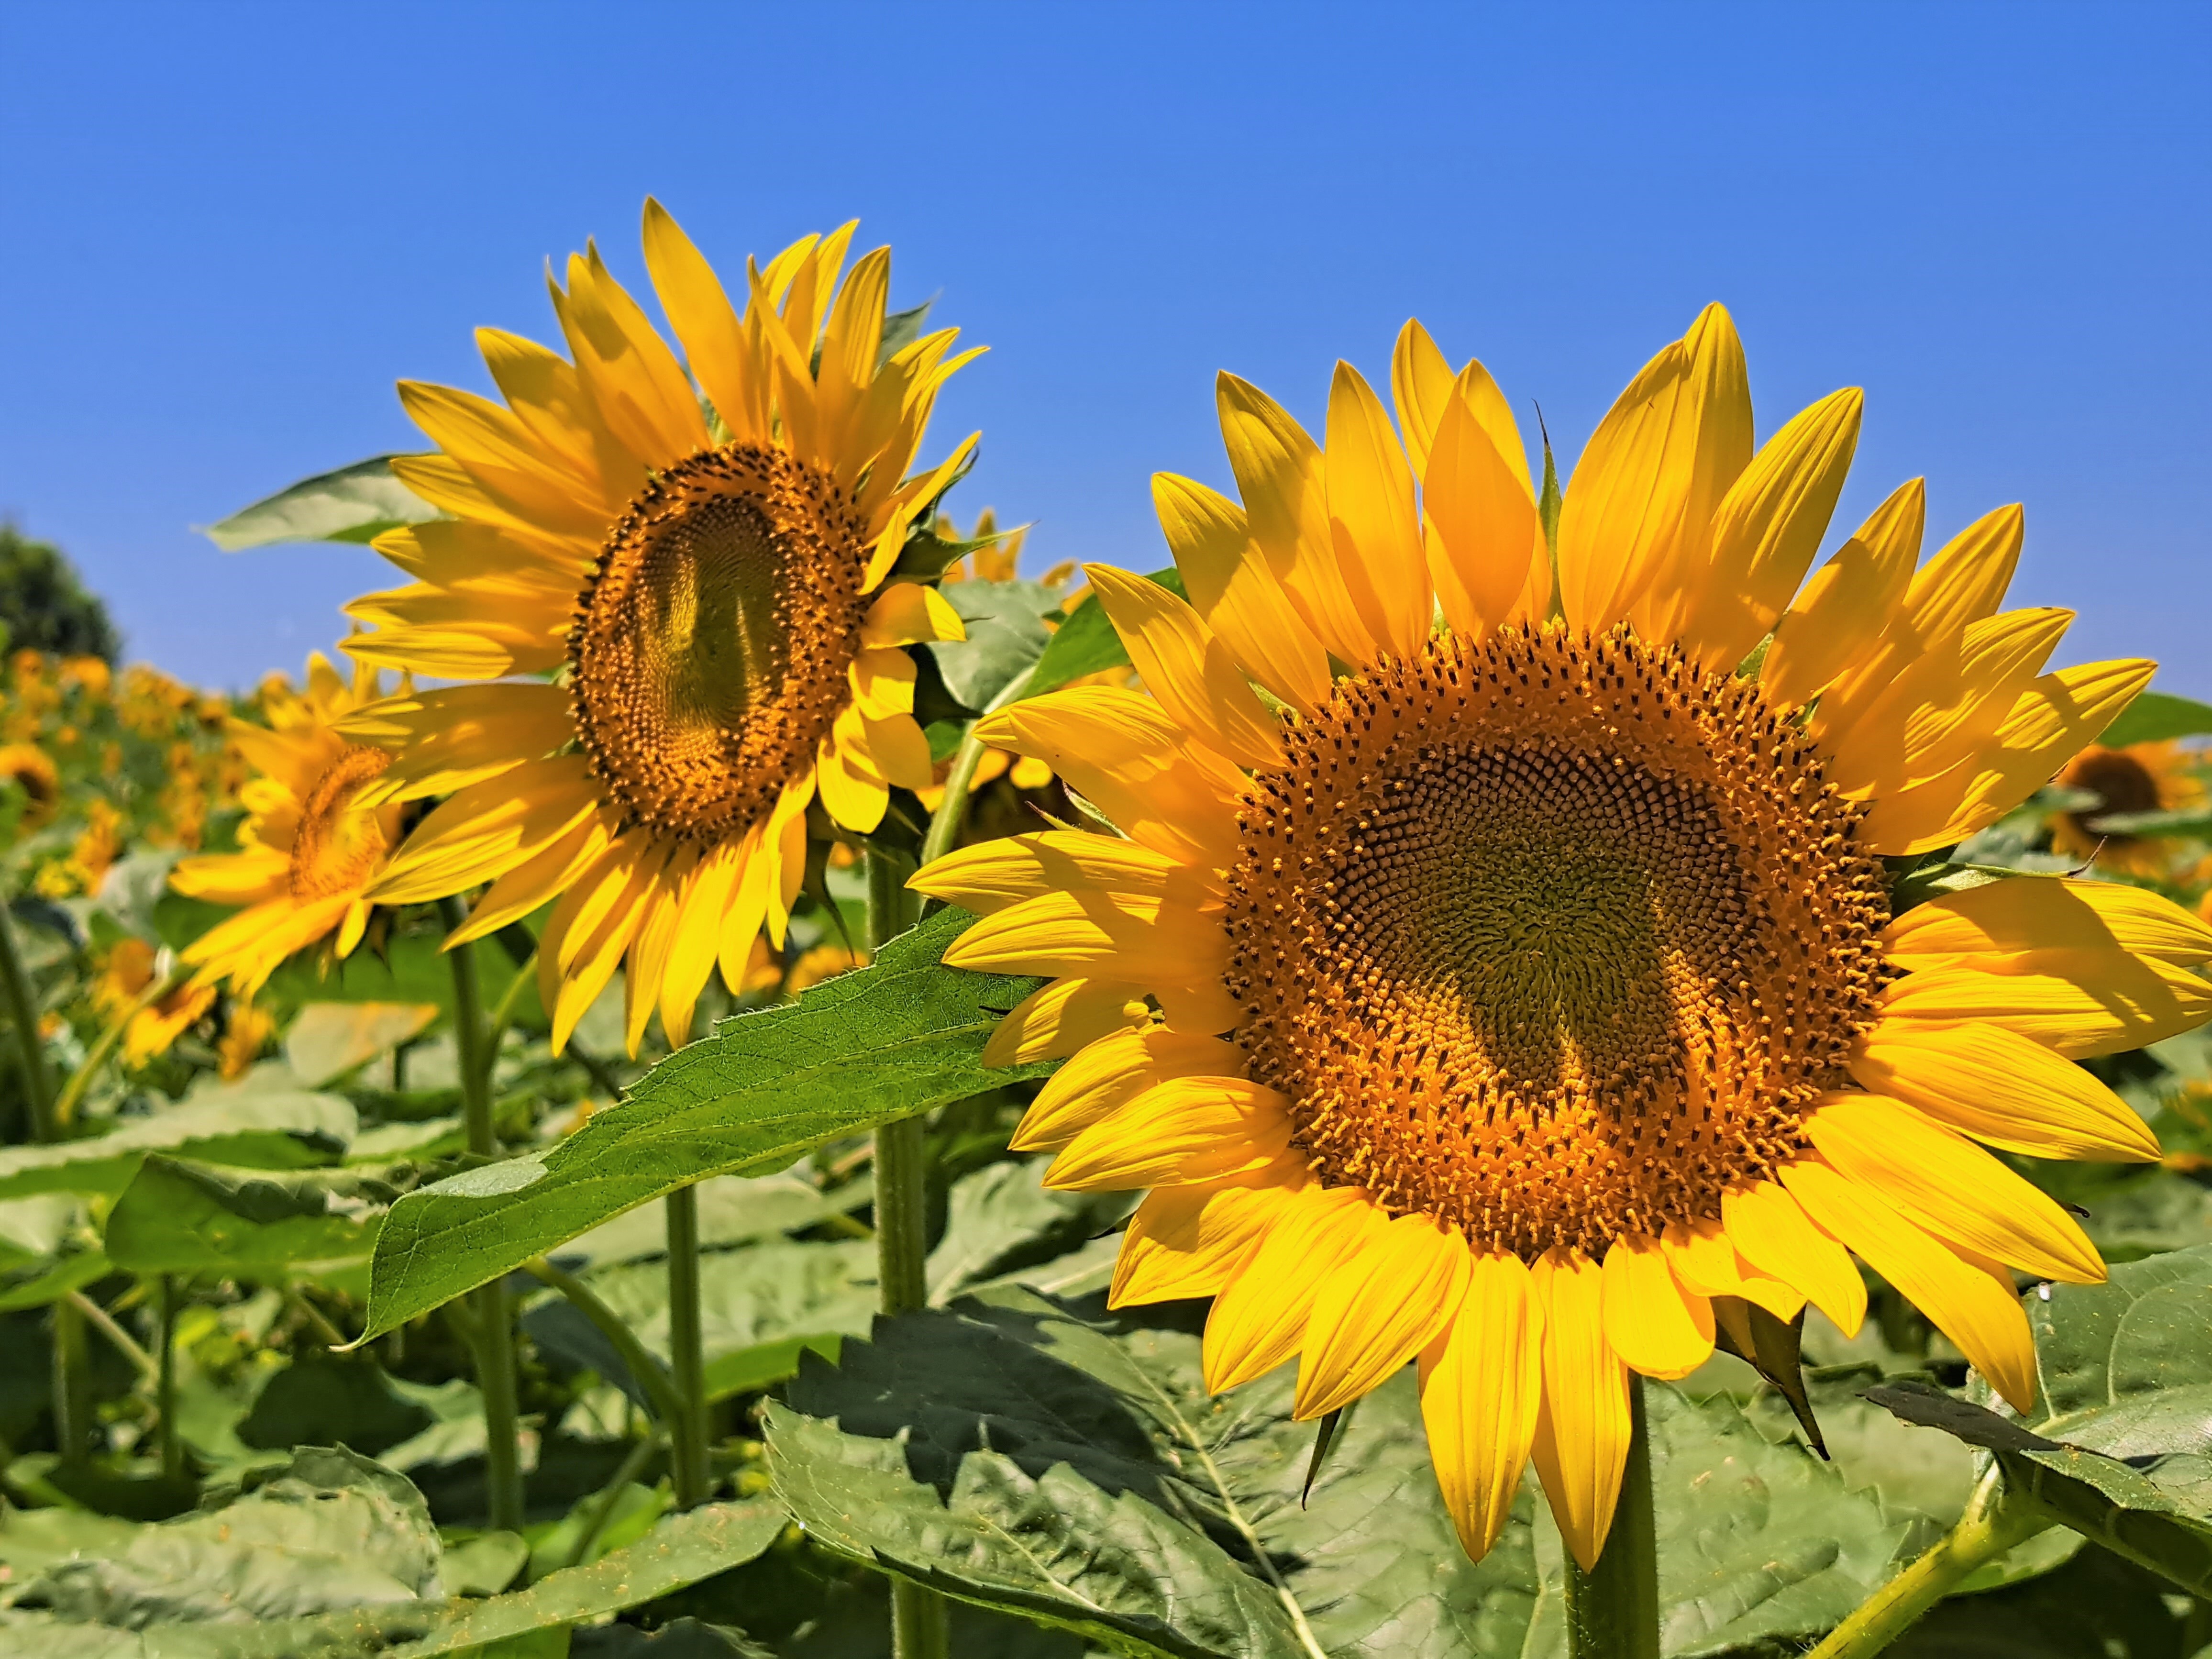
0 523 121 662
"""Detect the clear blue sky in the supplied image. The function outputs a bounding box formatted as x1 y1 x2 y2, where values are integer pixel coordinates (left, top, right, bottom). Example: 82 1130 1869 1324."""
2 2 2207 695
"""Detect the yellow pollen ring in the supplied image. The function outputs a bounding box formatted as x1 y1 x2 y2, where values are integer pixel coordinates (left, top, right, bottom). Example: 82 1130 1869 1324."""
289 744 393 901
1224 622 1891 1260
568 444 872 844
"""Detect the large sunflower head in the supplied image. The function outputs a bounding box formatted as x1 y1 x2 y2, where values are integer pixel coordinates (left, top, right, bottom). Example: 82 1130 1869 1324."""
913 306 2212 1570
169 651 402 996
344 201 979 1056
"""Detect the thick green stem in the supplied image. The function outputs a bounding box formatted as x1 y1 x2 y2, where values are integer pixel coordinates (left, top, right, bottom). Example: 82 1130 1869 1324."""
440 895 525 1533
68 1289 155 1381
157 1275 182 1481
1805 1469 2049 1659
1566 1373 1659 1659
665 1185 710 1508
478 949 538 1100
867 848 945 1658
0 900 54 1144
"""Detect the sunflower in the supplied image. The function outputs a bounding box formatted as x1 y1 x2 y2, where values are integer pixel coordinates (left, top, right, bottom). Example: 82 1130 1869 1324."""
169 653 402 996
912 305 2212 1571
340 201 979 1056
2049 740 2205 877
91 937 216 1065
0 743 60 828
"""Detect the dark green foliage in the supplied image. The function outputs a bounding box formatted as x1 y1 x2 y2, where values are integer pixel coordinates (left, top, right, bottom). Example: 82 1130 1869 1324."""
0 523 120 662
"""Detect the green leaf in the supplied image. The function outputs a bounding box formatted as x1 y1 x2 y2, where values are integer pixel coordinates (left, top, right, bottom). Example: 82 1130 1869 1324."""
237 1352 431 1458
925 1155 1131 1304
360 908 1048 1341
2096 688 2212 750
1886 860 2015 915
105 1155 382 1278
13 1446 440 1624
558 1170 872 1271
0 1066 354 1201
930 579 1062 710
524 1238 879 1408
1026 569 1186 699
199 456 443 551
2084 806 2212 838
770 1287 1906 1658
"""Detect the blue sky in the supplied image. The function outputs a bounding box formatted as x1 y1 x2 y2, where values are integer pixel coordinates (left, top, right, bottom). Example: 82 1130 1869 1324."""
2 1 2206 693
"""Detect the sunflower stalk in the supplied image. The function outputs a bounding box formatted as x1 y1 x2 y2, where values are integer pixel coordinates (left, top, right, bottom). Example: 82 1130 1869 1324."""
1564 1373 1659 1659
439 894 526 1533
0 897 55 1144
664 1183 710 1507
865 842 948 1659
156 1273 183 1481
1804 1468 2049 1659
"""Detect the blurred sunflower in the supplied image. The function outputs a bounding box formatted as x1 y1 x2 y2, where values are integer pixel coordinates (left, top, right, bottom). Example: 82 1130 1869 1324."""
0 743 59 828
92 937 215 1065
914 306 2212 1570
341 200 979 1055
169 653 402 995
2048 740 2204 878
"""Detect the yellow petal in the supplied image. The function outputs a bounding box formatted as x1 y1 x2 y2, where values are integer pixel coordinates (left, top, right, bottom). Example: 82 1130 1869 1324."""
1013 1026 1245 1151
1760 478 1924 708
1528 1250 1632 1573
445 814 616 948
1424 365 1544 638
847 648 917 719
1324 362 1430 658
660 835 747 1045
1201 1185 1381 1393
981 976 1151 1067
1679 387 1862 673
860 582 966 648
1660 1220 1803 1322
1151 472 1330 714
1390 319 1455 476
1721 1179 1867 1334
1803 1092 2104 1283
1600 1233 1715 1379
368 757 597 903
941 889 1226 986
974 687 1242 869
641 199 759 446
1880 949 2212 1058
1420 1250 1544 1563
911 830 1206 917
1085 564 1283 769
1295 1212 1470 1418
1883 875 2212 968
1110 1168 1304 1308
1850 1019 2159 1162
1781 1155 2037 1412
1216 372 1375 663
1045 1076 1292 1190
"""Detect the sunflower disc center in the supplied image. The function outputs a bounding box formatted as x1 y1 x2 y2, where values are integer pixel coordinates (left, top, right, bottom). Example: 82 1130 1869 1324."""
1224 624 1891 1258
569 445 871 843
290 745 391 901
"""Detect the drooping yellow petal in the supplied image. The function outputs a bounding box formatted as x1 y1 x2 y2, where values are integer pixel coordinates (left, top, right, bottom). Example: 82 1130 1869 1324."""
1849 1019 2159 1162
975 688 1242 869
1202 1184 1381 1393
1879 948 2212 1058
1882 875 2212 968
908 830 1210 918
1721 1179 1867 1334
1216 372 1376 663
1151 472 1330 715
1110 1169 1304 1307
658 834 747 1046
1085 564 1283 769
1419 1250 1544 1564
980 976 1151 1067
1802 1092 2104 1283
1295 1212 1470 1418
1013 1026 1245 1151
1324 362 1430 658
1527 1250 1632 1573
1045 1075 1293 1190
1600 1233 1715 1379
1660 1220 1804 1322
1781 1155 2037 1412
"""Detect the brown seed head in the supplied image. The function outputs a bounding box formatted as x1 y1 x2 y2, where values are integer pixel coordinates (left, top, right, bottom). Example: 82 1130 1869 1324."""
289 745 393 901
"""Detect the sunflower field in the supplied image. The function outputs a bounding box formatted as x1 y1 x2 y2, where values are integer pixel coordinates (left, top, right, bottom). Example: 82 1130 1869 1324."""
4 204 2212 1659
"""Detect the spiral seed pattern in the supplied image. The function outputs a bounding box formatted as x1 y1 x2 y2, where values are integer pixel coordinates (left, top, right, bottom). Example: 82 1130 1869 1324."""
569 444 871 843
1224 622 1890 1258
